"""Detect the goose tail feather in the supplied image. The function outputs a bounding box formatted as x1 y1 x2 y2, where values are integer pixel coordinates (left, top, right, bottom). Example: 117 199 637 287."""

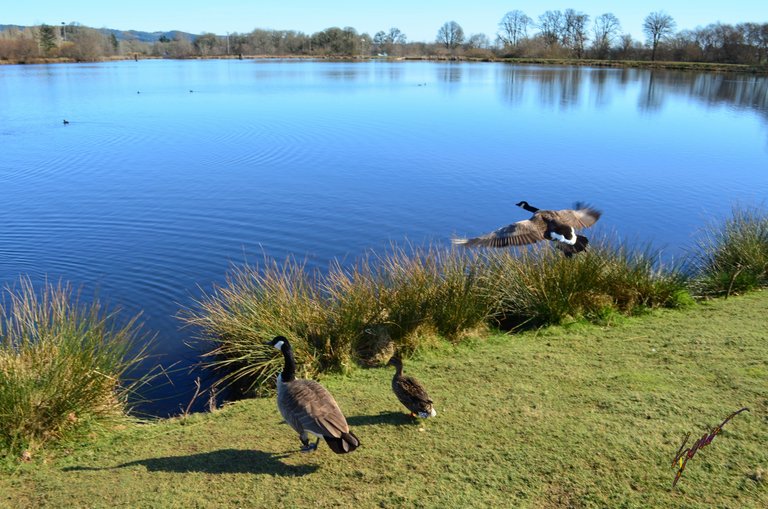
558 235 589 257
324 431 360 454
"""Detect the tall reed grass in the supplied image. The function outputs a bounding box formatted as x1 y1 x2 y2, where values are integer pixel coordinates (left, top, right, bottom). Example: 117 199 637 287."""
691 207 768 297
183 246 493 393
185 239 689 394
0 278 151 456
483 241 689 328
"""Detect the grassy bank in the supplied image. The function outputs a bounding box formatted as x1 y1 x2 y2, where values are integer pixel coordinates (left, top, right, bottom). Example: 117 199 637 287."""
1 291 766 507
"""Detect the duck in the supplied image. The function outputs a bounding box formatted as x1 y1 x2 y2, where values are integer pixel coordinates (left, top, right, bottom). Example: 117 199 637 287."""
387 356 437 418
267 336 360 453
452 201 601 257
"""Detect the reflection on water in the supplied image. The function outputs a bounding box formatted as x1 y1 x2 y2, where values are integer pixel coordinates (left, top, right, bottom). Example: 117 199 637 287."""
0 60 766 416
496 64 768 123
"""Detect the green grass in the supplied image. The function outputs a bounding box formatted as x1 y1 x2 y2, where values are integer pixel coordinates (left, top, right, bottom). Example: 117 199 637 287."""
3 291 766 508
0 278 152 457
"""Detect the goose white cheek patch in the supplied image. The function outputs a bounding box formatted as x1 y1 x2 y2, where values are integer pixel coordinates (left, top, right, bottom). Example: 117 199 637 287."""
273 340 285 350
549 229 576 245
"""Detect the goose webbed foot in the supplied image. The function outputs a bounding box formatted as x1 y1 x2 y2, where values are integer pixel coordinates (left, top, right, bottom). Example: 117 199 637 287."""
300 437 320 452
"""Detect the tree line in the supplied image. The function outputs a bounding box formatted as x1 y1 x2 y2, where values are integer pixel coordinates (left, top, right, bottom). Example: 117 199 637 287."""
1 10 766 66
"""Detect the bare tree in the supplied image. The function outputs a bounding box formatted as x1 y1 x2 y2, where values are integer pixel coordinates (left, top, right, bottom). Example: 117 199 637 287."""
538 10 564 47
61 27 108 61
373 27 406 56
436 21 464 51
643 11 677 61
592 13 621 58
194 33 219 56
498 10 531 47
563 9 589 58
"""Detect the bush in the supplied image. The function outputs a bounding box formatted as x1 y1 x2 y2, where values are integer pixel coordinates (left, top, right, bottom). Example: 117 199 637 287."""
183 257 322 397
483 240 689 328
0 278 150 456
186 239 691 394
691 207 768 297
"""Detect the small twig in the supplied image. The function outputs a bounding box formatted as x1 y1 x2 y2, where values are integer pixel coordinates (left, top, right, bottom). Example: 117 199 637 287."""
725 264 743 299
182 377 202 417
207 386 218 412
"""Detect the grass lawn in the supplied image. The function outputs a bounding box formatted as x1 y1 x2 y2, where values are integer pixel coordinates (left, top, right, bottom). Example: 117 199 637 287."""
1 292 766 508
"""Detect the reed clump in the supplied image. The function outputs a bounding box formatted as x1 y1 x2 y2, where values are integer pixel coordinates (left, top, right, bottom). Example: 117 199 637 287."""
691 207 768 297
186 238 690 394
0 278 150 457
483 241 689 328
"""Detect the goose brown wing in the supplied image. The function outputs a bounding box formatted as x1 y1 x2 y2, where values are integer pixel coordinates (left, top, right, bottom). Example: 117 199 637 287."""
393 375 433 414
453 219 544 248
551 206 602 229
281 380 350 438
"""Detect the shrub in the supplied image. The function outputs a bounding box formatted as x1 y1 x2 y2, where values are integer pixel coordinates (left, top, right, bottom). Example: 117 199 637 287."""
691 207 768 297
186 239 690 394
183 257 322 397
483 240 689 328
0 278 150 456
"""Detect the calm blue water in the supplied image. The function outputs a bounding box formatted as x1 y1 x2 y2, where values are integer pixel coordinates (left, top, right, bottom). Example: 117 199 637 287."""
1 60 766 415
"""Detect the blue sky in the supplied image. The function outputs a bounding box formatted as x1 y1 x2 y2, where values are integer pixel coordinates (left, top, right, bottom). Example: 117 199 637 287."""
4 1 766 43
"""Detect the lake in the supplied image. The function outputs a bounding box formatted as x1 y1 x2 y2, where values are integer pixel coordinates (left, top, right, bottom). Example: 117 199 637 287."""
1 59 766 415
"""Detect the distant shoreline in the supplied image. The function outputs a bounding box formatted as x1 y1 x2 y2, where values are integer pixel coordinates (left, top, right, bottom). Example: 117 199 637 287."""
1 54 766 74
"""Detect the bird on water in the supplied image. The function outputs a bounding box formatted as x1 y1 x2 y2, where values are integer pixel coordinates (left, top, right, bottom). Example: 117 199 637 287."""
267 336 360 453
452 201 601 257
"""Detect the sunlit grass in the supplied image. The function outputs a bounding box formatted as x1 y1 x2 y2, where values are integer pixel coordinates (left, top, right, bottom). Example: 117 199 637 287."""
0 278 151 457
3 292 767 508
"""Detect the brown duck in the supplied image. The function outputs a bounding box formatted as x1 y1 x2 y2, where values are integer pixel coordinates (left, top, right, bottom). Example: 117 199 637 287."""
267 336 360 453
388 356 437 418
452 201 601 257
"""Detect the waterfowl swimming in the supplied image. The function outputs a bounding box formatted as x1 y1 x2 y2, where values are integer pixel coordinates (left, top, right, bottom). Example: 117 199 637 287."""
387 356 437 418
267 336 360 454
62 119 70 125
452 201 601 257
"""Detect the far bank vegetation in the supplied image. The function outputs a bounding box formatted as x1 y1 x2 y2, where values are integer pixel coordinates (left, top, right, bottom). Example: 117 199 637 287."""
1 9 767 68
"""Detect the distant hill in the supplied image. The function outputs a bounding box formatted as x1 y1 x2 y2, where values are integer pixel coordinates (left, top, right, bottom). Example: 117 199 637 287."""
97 28 196 43
0 24 197 43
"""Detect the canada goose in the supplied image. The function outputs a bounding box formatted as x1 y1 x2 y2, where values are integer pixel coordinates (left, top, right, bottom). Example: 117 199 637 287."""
387 356 437 418
62 119 69 125
267 336 360 453
452 201 601 257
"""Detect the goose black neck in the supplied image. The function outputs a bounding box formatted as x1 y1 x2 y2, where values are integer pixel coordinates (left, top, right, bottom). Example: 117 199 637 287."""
280 342 297 383
391 359 403 377
517 201 539 213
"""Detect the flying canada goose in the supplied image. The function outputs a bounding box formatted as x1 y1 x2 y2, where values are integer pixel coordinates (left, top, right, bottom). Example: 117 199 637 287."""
267 336 360 453
387 356 437 418
452 201 601 257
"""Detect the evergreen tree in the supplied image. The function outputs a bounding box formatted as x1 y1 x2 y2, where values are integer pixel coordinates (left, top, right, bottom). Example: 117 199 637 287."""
38 24 57 55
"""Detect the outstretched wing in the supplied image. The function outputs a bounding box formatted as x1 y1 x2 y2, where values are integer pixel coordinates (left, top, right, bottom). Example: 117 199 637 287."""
552 204 602 229
452 219 544 248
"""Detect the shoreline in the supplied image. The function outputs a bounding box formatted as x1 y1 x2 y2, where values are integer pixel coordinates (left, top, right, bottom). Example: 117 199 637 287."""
2 54 766 74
